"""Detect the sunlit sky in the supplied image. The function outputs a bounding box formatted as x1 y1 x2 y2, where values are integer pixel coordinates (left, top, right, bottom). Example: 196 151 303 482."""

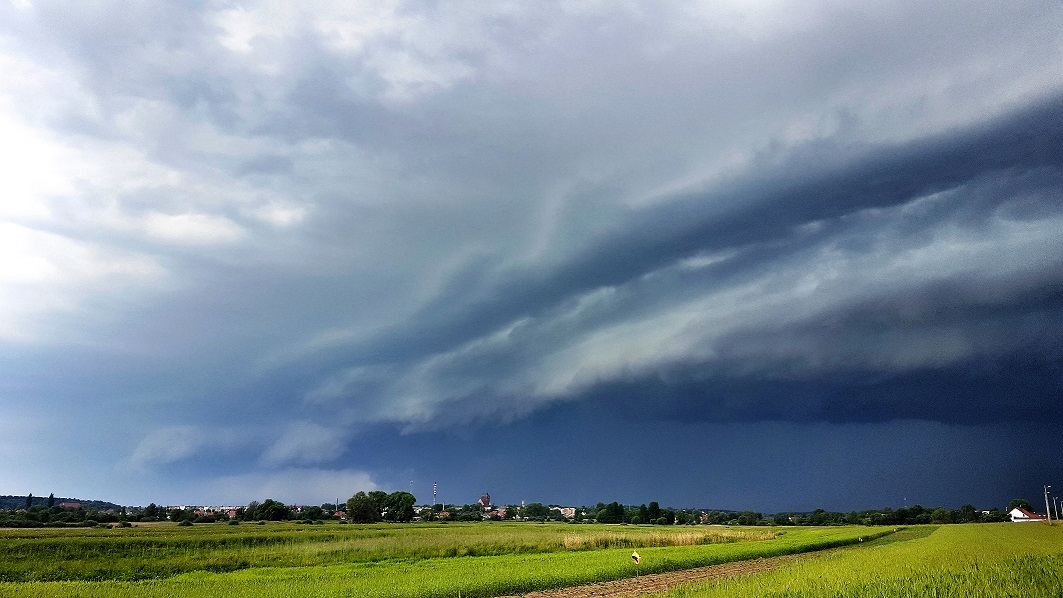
2 0 1062 512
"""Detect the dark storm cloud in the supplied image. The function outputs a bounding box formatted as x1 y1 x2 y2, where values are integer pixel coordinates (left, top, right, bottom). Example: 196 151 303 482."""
347 98 1063 360
3 0 1063 507
296 97 1063 430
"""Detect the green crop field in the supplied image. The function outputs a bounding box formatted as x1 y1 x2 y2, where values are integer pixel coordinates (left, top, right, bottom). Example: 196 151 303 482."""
653 523 1063 597
1 522 1060 597
0 522 880 597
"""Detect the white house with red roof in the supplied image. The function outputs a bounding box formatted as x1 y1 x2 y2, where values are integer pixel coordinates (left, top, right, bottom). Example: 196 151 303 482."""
1009 506 1047 522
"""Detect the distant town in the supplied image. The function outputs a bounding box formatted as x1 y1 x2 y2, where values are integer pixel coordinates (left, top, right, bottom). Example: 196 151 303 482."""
0 492 1049 528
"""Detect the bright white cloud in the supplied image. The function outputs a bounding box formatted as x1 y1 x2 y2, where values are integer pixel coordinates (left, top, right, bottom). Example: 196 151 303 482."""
141 211 245 245
128 426 214 470
0 222 163 341
0 105 72 218
261 422 346 466
205 468 379 505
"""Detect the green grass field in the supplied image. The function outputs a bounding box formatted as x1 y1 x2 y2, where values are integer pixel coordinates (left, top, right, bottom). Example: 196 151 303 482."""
653 523 1063 598
1 522 1060 597
0 522 879 597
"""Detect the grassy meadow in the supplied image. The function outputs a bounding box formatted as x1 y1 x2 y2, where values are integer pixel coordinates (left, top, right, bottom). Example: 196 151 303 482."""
1 521 1060 597
0 521 879 597
653 523 1063 598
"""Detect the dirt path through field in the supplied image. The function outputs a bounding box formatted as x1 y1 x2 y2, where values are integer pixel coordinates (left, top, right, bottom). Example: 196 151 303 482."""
495 549 831 598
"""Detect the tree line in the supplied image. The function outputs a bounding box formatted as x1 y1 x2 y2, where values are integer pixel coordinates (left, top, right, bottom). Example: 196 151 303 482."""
0 490 1035 527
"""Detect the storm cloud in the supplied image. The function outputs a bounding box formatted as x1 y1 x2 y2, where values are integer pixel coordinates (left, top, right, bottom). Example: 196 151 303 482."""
1 0 1061 509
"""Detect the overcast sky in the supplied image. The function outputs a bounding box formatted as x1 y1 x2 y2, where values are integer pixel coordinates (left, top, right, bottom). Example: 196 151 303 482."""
2 0 1062 513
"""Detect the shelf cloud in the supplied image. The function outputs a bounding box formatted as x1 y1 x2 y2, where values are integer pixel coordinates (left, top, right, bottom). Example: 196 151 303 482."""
2 0 1061 510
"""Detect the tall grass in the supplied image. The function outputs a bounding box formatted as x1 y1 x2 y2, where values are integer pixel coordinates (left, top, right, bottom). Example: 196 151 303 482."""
561 528 773 549
653 523 1063 598
0 522 779 582
0 525 879 597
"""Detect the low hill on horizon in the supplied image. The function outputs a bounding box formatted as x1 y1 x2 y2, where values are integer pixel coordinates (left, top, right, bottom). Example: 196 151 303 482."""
0 495 124 512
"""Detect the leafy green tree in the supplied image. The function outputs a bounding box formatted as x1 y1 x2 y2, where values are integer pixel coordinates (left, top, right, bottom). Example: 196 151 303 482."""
367 491 389 518
647 501 661 522
301 506 325 521
981 508 1010 522
385 491 416 522
47 493 55 508
524 502 551 520
346 492 381 524
24 494 32 509
596 502 625 523
931 508 955 524
1008 498 1032 511
241 501 261 521
737 511 761 525
169 508 192 522
256 499 291 521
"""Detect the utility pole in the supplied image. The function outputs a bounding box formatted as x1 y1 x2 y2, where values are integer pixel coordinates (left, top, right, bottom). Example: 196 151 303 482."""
1054 496 1060 520
1045 485 1053 523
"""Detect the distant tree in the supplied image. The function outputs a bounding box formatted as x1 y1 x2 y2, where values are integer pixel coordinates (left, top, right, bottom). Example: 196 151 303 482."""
47 493 55 508
930 508 955 524
647 502 661 522
242 501 261 521
301 506 325 521
958 504 978 523
981 509 1010 523
346 492 381 524
385 492 417 522
524 502 551 520
24 494 32 509
257 499 291 521
367 491 389 518
737 511 761 526
169 508 192 522
1008 498 1033 512
596 502 625 524
638 504 649 523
